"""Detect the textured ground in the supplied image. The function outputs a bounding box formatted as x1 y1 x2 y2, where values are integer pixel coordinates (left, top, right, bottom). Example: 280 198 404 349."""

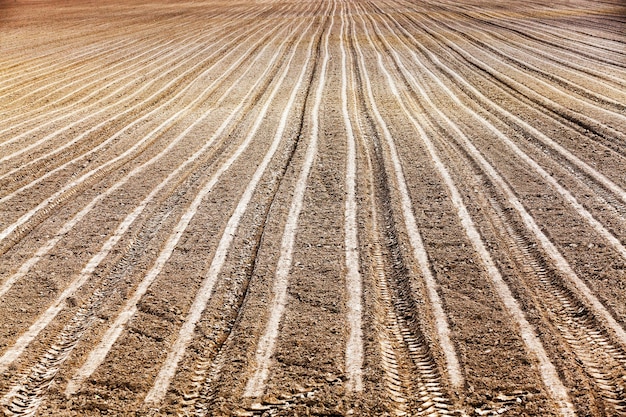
1 0 626 415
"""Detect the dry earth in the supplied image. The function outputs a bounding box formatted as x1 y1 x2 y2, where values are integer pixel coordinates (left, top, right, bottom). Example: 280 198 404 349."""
1 0 626 415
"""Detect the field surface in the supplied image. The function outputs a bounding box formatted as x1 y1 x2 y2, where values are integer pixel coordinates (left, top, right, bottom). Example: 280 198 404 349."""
1 0 626 415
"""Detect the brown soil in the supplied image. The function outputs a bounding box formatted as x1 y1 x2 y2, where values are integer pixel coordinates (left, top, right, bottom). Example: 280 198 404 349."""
1 0 625 415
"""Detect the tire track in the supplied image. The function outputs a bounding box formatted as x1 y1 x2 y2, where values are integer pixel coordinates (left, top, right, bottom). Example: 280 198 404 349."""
376 2 626 220
0 10 257 162
367 0 626 347
349 1 463 394
0 205 175 417
358 79 450 417
396 9 626 148
2 163 180 417
392 17 626 260
374 7 626 407
2 1 624 414
354 6 575 414
0 13 280 303
487 198 626 416
0 10 267 194
445 19 626 113
172 5 328 414
348 4 458 415
346 14 409 412
0 4 203 87
0 6 264 126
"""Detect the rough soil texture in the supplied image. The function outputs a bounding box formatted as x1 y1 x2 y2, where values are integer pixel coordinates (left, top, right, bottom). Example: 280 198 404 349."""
1 0 626 415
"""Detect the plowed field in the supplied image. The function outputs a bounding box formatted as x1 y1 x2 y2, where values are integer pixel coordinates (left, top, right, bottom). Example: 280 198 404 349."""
1 0 626 415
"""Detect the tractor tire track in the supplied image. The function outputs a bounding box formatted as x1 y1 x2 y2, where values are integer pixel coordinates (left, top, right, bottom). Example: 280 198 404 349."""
375 1 626 225
354 5 575 414
0 7 267 163
0 14 287 305
348 4 458 415
369 4 626 412
367 0 626 342
242 1 335 399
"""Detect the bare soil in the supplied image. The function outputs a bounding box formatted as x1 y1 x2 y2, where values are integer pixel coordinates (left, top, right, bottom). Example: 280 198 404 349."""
1 0 625 415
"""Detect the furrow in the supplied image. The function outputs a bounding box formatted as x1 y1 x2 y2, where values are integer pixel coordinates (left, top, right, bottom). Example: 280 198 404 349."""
444 19 626 114
0 12 293 384
0 29 196 136
339 4 364 394
0 12 215 101
0 37 132 95
0 153 196 415
349 4 455 415
0 5 264 130
376 4 626 218
0 13 253 164
372 3 626 411
349 0 462 392
343 9 409 415
0 14 281 304
488 197 626 416
0 16 281 257
420 2 616 71
461 16 626 84
242 1 335 398
368 0 626 348
387 3 626 149
175 8 326 414
355 5 575 414
0 4 209 86
63 15 301 397
143 8 318 406
471 10 626 68
451 15 626 92
2 0 623 414
0 37 150 110
0 10 267 195
0 17 189 103
396 9 626 149
507 16 626 62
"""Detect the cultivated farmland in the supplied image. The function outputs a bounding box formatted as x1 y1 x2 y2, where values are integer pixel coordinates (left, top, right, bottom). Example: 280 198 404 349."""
1 0 625 415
